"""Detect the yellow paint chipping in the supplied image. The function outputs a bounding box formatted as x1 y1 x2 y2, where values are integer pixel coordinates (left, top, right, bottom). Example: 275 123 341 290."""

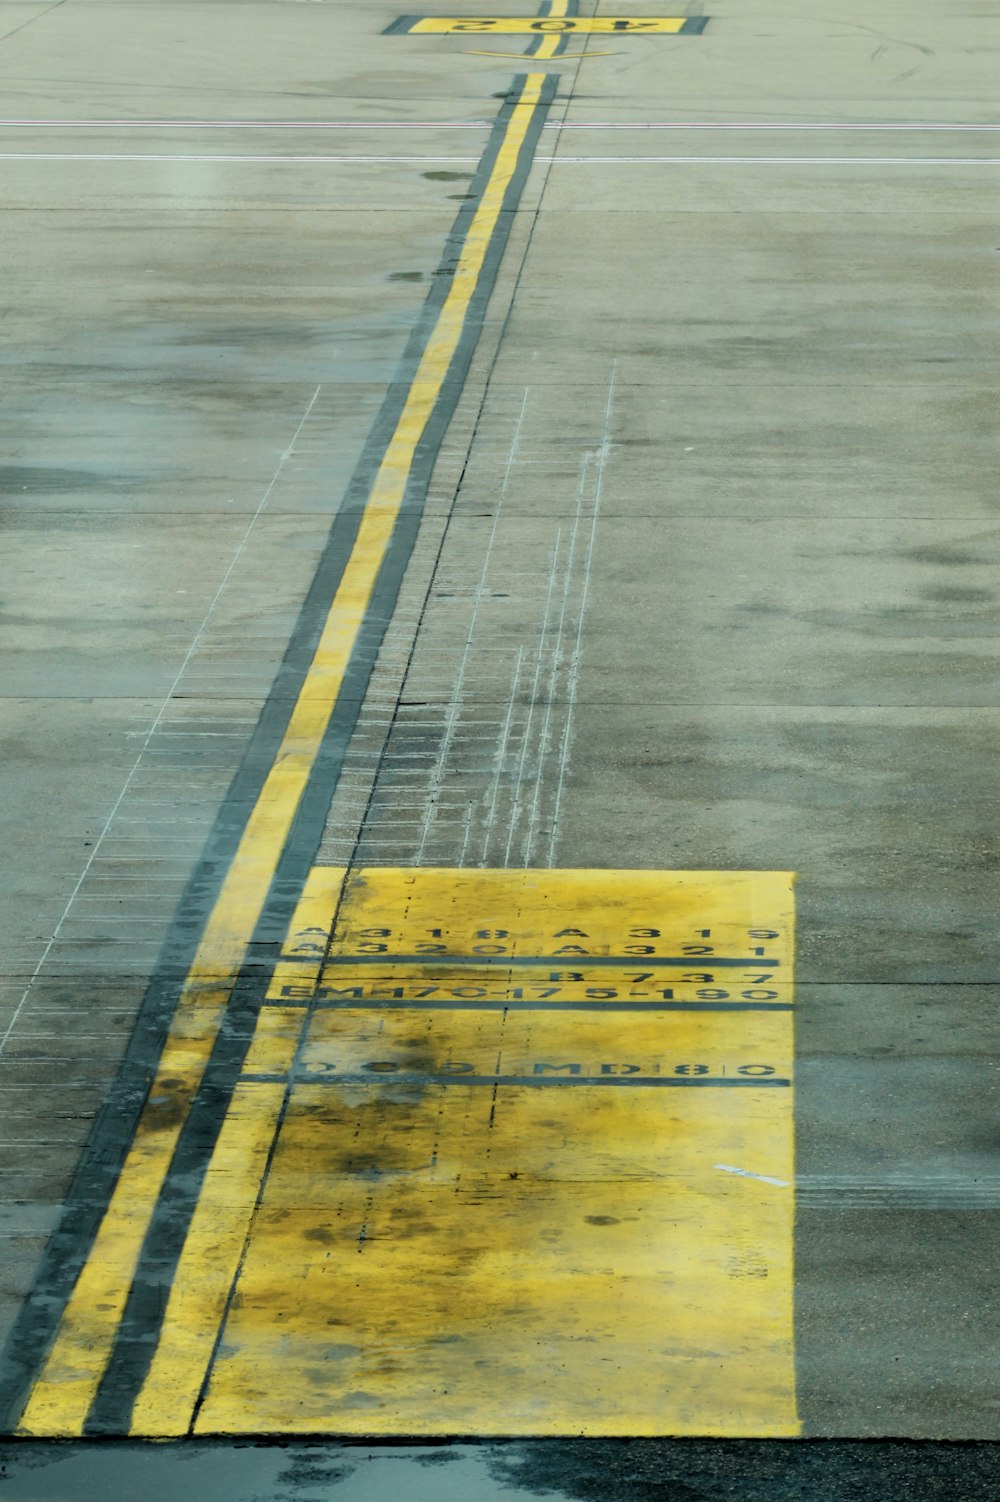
131 867 798 1438
198 1083 794 1435
129 869 347 1437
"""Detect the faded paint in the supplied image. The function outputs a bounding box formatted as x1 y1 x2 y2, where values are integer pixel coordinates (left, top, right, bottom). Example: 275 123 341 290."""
135 867 797 1437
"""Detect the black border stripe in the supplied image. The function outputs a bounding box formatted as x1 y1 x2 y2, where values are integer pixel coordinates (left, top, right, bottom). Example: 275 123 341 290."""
244 1073 791 1089
317 953 782 968
291 1000 794 1012
525 0 580 59
0 73 556 1436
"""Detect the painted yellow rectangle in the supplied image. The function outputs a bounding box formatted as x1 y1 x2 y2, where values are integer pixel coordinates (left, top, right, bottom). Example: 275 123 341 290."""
179 868 797 1437
406 16 698 33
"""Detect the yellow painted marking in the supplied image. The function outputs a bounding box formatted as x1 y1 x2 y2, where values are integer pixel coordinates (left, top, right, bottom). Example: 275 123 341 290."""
130 870 347 1437
131 868 798 1438
326 864 790 942
129 1080 286 1440
462 47 620 56
17 74 551 1438
300 1005 790 1081
532 0 569 61
410 15 697 32
198 1083 794 1436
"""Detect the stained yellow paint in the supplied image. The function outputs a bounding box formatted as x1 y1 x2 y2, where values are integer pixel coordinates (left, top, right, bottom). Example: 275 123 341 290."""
197 1084 794 1435
128 868 797 1438
409 15 698 32
299 1005 790 1082
314 864 793 1009
130 870 347 1437
127 1079 286 1440
16 71 551 1438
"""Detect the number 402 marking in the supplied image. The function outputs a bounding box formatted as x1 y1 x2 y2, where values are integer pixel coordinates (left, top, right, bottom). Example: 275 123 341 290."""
395 16 709 35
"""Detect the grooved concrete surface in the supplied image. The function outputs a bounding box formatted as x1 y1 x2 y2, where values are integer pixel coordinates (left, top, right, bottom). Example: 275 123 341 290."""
1 0 999 1474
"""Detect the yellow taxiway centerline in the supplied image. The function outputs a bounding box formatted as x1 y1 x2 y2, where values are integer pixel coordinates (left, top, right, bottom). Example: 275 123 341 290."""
16 72 550 1439
533 0 570 61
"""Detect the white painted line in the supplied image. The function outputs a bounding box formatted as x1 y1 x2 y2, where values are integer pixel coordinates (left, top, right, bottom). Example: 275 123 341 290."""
716 1164 790 1188
0 119 494 129
3 152 999 165
3 119 1000 131
547 121 1000 132
0 152 486 162
0 386 324 1060
543 155 1000 164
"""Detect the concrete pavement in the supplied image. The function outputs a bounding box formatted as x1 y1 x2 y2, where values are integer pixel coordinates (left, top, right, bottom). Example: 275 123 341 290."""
0 0 999 1477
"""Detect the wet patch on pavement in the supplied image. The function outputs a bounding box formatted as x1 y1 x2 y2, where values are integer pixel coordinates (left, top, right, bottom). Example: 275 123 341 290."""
2 1441 1000 1501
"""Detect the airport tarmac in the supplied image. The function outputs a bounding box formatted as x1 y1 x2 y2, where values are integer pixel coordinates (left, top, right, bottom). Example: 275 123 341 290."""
0 0 999 1490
